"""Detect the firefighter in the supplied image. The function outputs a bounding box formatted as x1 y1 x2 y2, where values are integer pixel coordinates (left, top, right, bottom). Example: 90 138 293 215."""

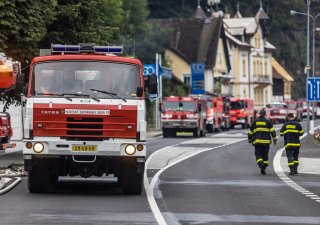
279 113 304 176
248 108 278 175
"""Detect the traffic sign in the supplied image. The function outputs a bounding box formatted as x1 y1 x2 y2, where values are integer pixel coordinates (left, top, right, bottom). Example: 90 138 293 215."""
307 77 320 101
143 64 156 76
159 66 172 79
191 63 205 95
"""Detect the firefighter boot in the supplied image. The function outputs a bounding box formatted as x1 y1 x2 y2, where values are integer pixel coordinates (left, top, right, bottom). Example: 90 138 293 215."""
294 165 299 175
289 166 295 176
260 165 266 175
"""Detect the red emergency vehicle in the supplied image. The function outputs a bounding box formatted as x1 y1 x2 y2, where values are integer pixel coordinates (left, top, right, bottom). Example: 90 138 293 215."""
229 98 254 129
161 96 207 137
266 102 288 123
0 112 15 152
206 96 224 132
17 44 157 194
0 53 21 92
284 100 302 121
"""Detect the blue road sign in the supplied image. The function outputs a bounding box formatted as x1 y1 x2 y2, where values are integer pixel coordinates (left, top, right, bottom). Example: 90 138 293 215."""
307 77 320 101
143 64 156 76
191 63 205 95
159 66 172 79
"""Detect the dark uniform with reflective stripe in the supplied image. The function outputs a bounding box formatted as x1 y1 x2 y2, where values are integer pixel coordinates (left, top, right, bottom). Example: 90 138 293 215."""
248 116 277 172
280 120 304 174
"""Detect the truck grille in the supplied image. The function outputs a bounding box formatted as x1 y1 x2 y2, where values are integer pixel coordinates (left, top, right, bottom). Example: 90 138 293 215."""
66 117 103 140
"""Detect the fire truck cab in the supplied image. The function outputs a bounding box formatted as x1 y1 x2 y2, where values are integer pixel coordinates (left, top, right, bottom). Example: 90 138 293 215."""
0 112 15 153
17 44 157 194
0 53 21 92
266 102 288 123
206 96 224 133
284 100 302 121
161 96 207 137
229 98 254 129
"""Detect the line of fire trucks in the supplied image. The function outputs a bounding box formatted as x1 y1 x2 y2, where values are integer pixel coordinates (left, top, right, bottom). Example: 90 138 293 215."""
160 95 319 138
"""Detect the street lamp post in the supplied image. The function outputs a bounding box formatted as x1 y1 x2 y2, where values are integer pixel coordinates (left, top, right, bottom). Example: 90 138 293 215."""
290 0 319 135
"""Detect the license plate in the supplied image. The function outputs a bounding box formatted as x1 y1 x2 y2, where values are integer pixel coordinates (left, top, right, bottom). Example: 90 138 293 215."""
72 145 97 152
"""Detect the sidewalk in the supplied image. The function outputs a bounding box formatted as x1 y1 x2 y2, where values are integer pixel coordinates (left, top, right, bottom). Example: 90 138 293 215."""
147 130 162 138
280 137 320 174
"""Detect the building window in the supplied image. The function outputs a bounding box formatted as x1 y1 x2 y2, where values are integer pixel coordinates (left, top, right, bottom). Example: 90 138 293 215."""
242 59 246 77
265 62 268 76
265 89 268 104
255 33 260 49
253 61 256 77
183 74 191 86
260 62 263 77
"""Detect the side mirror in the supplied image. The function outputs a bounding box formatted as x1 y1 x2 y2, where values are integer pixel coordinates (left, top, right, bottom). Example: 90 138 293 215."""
15 73 26 95
198 104 202 112
148 74 158 95
136 87 143 97
159 103 162 112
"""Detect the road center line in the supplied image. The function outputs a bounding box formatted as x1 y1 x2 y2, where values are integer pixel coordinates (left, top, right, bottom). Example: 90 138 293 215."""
144 133 246 225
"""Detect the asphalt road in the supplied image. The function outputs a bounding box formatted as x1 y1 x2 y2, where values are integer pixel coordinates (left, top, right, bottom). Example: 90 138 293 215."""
1 121 320 225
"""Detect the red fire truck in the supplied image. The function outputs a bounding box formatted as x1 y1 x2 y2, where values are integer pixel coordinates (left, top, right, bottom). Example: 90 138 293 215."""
266 102 288 123
229 98 254 129
0 112 15 153
206 96 224 132
16 44 157 194
0 53 21 92
284 100 302 121
161 96 207 137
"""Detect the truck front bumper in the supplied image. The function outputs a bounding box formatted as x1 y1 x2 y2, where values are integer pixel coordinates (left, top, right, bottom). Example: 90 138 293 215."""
22 137 146 157
161 120 198 129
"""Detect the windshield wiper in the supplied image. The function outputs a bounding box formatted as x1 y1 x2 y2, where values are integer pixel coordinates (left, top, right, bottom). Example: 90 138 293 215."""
60 93 100 102
89 89 127 102
36 93 72 101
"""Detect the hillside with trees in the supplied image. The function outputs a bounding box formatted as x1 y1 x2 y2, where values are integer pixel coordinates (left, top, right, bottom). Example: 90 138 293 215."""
148 0 317 100
0 0 316 102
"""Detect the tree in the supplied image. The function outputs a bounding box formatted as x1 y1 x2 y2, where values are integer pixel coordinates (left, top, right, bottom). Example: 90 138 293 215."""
41 0 123 47
0 0 56 62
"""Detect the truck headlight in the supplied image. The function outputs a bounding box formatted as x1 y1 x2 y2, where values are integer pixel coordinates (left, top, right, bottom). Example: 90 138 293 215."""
125 144 136 155
33 142 44 153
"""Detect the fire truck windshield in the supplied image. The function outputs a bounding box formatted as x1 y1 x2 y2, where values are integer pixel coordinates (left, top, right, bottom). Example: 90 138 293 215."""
164 101 196 112
230 101 243 110
287 103 297 109
32 61 141 99
270 104 286 109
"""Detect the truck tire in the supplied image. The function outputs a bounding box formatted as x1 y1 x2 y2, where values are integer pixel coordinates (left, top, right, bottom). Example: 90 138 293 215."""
28 159 51 193
121 160 143 195
193 128 200 137
207 124 213 133
163 128 169 138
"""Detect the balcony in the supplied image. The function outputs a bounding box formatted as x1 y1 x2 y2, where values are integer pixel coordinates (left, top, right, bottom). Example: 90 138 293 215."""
252 75 271 87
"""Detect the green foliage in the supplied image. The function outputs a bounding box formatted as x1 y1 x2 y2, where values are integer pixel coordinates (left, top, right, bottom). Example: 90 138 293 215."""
0 0 57 62
41 0 123 46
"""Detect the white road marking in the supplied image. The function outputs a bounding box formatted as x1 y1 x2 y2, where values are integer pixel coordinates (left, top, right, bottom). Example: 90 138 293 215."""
273 125 320 204
172 213 320 224
144 130 247 225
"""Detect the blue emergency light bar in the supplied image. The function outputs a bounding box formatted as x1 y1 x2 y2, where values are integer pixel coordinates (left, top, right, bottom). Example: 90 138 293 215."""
51 44 123 54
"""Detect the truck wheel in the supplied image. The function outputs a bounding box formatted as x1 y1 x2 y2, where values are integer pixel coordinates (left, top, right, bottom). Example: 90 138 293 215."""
121 159 143 195
206 124 213 133
163 128 169 138
28 159 51 193
193 128 200 137
200 125 206 137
